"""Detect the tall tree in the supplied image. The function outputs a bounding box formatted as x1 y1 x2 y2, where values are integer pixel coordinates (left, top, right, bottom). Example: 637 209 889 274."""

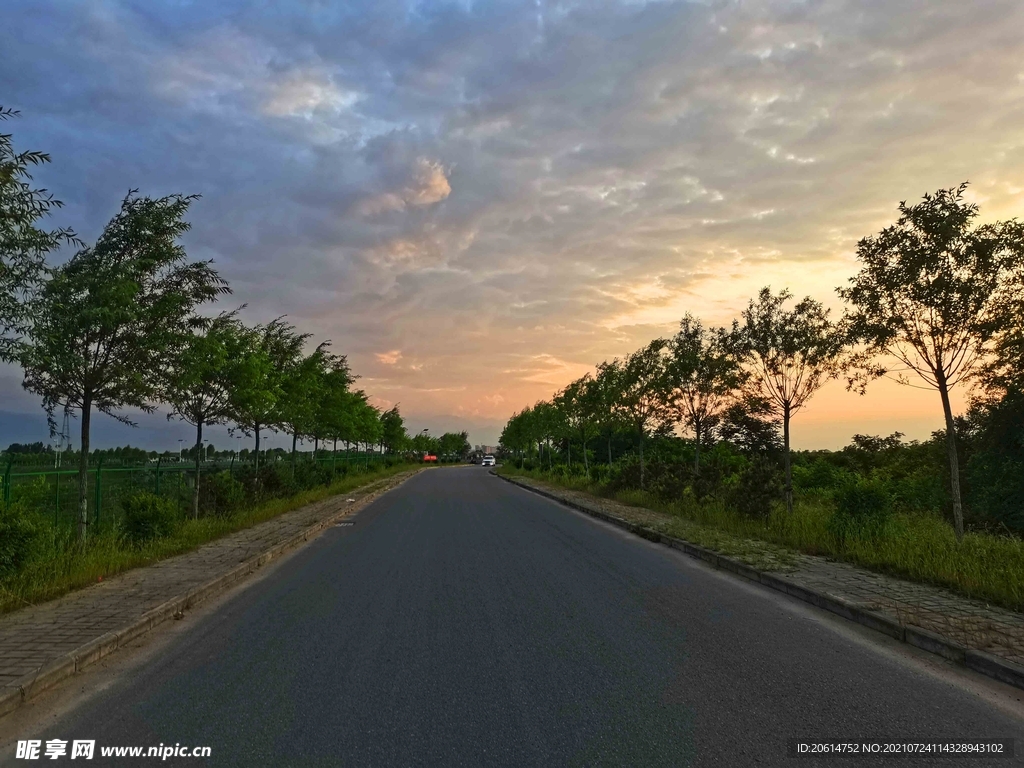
554 375 602 476
0 106 78 362
839 184 1024 538
378 405 408 454
314 358 354 456
610 340 670 490
593 361 626 467
279 341 333 464
20 191 228 540
162 312 254 518
740 287 846 514
230 317 309 472
226 324 279 474
439 431 471 460
666 314 743 472
532 400 559 470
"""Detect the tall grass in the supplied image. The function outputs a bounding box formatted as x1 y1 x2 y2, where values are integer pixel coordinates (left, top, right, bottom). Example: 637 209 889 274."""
502 466 1024 611
0 463 417 615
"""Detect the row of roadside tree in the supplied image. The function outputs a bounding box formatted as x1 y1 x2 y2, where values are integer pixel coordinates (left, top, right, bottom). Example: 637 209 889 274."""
501 184 1024 541
0 107 467 541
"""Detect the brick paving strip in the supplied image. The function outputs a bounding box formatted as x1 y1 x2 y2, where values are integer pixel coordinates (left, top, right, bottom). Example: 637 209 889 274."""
495 472 1024 692
0 468 425 719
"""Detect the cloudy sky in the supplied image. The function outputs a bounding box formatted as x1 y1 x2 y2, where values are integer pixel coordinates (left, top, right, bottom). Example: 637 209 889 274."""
2 0 1023 449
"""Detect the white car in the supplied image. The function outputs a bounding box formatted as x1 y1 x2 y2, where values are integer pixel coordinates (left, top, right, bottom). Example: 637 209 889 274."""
481 455 496 467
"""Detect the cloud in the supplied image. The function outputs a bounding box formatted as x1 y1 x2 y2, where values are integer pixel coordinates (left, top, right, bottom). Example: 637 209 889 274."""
375 349 402 365
3 0 1023 447
357 158 451 215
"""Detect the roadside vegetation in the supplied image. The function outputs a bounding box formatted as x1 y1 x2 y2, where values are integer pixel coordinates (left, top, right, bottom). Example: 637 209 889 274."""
500 184 1024 610
0 107 473 612
0 460 417 615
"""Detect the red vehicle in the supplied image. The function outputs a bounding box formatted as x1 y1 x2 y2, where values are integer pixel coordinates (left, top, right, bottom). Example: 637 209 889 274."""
423 454 438 462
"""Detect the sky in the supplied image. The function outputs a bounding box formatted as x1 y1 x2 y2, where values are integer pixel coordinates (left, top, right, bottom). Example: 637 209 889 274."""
2 0 1023 450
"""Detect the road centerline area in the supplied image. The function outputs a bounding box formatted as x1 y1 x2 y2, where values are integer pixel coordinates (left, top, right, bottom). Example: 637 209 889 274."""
4 466 1023 767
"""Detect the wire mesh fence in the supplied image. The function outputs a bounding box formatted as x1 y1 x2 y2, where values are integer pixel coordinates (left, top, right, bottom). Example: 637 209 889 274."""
1 452 400 531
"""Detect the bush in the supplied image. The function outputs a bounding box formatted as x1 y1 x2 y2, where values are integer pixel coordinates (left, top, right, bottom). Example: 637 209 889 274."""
828 478 892 545
256 462 295 498
0 501 40 577
199 471 248 517
121 491 178 543
730 454 784 519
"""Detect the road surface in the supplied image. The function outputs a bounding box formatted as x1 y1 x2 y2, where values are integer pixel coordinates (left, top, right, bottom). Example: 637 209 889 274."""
4 467 1023 766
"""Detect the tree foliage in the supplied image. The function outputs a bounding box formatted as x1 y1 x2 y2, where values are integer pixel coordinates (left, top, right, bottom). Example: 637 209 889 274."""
0 107 78 362
839 183 1024 538
665 314 743 471
740 287 846 513
20 191 228 540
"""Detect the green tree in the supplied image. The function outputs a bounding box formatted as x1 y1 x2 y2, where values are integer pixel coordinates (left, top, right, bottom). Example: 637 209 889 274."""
554 375 602 476
230 317 309 472
0 107 78 362
839 184 1024 539
162 313 255 518
593 361 626 467
20 192 227 540
279 341 333 465
610 339 670 490
665 314 743 472
314 357 354 456
740 287 846 515
532 400 560 470
226 324 279 474
379 406 408 454
439 431 471 461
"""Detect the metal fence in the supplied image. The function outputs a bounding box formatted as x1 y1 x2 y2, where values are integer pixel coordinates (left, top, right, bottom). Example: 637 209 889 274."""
1 452 394 530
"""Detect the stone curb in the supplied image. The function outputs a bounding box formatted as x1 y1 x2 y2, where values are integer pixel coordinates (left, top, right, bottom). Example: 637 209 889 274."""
0 469 422 720
493 471 1024 693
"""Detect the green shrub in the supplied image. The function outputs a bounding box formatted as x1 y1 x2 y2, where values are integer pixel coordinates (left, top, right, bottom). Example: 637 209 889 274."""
199 471 248 517
10 476 51 511
256 462 295 498
0 501 40 577
121 491 178 543
828 478 892 545
730 454 784 519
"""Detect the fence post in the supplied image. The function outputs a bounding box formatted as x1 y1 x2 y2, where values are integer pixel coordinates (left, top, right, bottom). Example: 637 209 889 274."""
230 453 235 479
94 457 104 529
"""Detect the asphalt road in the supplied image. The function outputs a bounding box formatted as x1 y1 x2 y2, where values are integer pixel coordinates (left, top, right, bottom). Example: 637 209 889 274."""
6 467 1024 766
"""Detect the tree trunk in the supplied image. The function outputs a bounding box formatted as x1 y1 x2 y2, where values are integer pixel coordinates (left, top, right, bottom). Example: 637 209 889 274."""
581 430 589 476
608 434 612 466
254 424 261 473
783 402 793 515
193 420 203 520
567 440 571 468
938 378 965 540
77 395 92 543
314 436 319 455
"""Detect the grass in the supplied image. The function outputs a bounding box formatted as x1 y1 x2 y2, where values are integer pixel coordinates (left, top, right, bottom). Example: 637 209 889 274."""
0 462 419 616
499 465 1024 612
